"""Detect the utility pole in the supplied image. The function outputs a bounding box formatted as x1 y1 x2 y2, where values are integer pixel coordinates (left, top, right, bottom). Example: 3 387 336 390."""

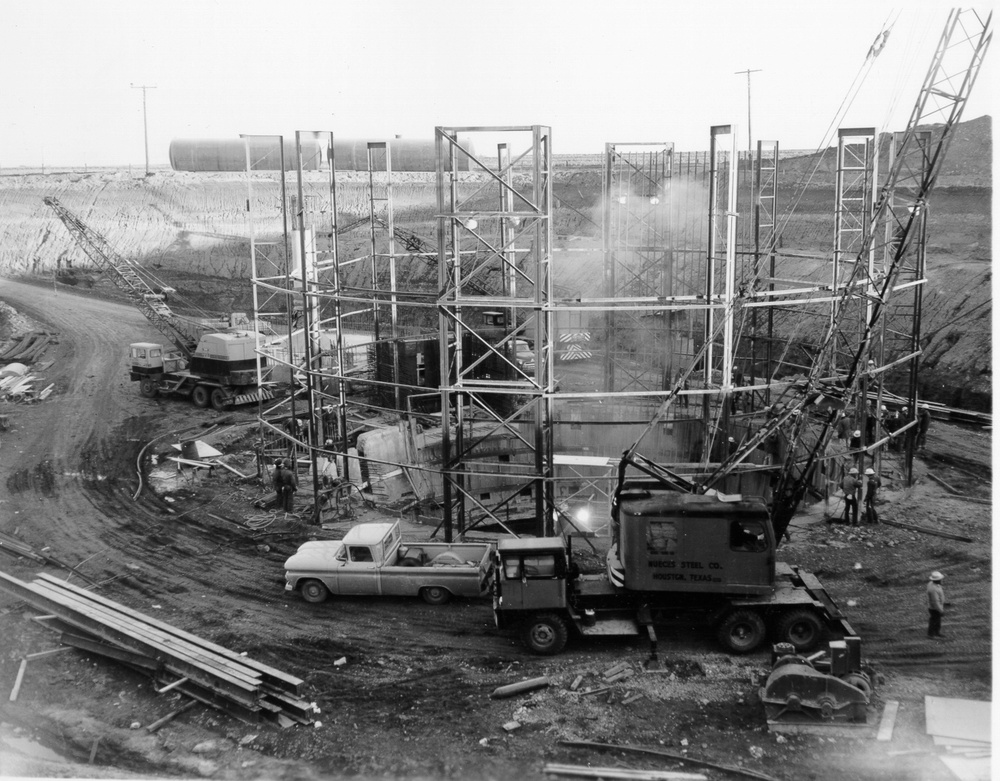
130 83 157 175
734 69 762 151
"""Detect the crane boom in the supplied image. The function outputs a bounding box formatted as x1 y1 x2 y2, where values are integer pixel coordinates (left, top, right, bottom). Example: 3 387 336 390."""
43 197 200 357
705 8 992 541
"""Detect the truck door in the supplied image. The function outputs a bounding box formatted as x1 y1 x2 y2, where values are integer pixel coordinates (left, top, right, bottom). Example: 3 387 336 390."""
336 545 380 595
498 552 566 611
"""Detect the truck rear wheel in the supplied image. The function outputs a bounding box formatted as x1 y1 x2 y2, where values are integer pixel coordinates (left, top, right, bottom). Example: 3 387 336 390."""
211 388 229 411
299 579 330 603
776 609 824 652
420 586 452 605
192 385 210 408
717 610 766 654
523 613 568 655
139 379 158 398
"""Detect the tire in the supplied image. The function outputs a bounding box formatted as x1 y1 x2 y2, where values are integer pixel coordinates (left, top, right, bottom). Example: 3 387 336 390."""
523 613 569 655
210 388 229 411
716 610 767 654
776 609 824 652
139 378 158 398
420 586 452 605
299 579 330 604
192 385 210 408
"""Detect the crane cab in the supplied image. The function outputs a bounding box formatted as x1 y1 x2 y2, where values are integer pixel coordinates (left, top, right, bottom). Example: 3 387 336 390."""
130 342 165 371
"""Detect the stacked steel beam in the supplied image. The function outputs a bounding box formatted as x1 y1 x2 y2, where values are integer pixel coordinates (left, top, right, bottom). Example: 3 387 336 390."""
0 571 316 727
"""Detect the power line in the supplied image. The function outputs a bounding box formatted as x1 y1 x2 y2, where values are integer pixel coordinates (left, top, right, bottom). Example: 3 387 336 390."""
734 68 762 151
130 83 157 175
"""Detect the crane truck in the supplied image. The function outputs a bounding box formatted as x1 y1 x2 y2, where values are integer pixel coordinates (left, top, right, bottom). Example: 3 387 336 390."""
44 197 273 410
493 455 857 656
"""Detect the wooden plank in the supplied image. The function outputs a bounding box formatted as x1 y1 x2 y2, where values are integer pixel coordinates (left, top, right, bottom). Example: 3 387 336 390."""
25 646 74 661
0 574 261 707
146 700 198 733
543 764 707 780
881 519 974 543
877 700 900 742
60 632 160 671
30 581 264 691
8 659 27 702
34 572 304 694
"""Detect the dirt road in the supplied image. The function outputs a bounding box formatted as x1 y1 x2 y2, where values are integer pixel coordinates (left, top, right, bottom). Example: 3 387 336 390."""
0 278 991 780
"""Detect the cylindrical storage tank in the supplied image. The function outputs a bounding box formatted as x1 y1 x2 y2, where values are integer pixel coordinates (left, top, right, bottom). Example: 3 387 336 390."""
329 137 475 172
169 138 324 172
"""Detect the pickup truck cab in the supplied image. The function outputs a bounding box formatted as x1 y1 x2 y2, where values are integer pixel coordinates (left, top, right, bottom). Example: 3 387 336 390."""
284 521 494 605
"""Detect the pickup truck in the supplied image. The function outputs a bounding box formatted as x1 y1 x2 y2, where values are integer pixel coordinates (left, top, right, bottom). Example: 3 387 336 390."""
284 521 494 605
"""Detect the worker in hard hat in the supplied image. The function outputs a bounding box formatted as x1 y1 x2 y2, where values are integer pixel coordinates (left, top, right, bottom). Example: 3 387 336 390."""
863 467 881 524
927 571 946 638
840 467 862 526
272 459 285 508
280 458 299 513
917 405 932 451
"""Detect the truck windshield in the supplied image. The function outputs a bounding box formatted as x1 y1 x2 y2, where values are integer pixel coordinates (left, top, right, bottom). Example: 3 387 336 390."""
502 554 557 579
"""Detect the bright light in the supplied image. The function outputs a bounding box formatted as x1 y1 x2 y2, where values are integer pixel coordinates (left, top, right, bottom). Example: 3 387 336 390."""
575 507 591 526
617 196 627 205
465 218 478 230
649 196 660 205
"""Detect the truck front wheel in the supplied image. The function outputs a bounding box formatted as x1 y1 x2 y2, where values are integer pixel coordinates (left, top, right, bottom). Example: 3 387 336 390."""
139 379 158 398
717 610 766 654
523 613 568 655
776 609 824 652
299 579 330 603
420 586 451 605
192 385 210 408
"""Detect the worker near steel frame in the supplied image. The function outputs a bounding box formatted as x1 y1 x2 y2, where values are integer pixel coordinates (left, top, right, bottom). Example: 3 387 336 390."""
926 571 946 638
840 467 862 526
280 458 298 512
863 467 881 524
271 459 285 508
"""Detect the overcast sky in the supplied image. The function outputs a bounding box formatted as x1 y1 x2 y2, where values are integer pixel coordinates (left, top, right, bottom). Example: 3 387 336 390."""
1 0 993 167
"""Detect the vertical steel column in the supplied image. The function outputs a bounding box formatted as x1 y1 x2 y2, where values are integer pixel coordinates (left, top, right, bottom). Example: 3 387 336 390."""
751 139 778 407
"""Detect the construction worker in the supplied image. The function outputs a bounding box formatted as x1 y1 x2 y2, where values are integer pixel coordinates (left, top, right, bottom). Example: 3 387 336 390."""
841 467 862 526
272 459 285 508
863 467 881 524
926 571 946 638
848 429 862 451
917 406 932 450
280 458 298 512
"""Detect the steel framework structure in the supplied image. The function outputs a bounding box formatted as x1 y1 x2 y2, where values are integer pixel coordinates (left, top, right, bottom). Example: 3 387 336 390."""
435 126 554 540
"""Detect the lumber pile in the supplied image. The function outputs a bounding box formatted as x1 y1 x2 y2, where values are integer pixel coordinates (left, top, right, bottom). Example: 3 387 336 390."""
0 570 317 727
0 331 55 364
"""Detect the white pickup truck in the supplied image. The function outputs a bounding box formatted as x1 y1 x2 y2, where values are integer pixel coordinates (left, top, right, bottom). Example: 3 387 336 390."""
284 521 494 605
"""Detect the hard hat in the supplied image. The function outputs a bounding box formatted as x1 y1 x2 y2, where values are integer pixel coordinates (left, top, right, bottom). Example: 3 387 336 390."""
865 467 875 476
853 430 862 437
930 571 944 582
274 459 283 467
849 467 859 475
881 405 887 411
283 459 292 468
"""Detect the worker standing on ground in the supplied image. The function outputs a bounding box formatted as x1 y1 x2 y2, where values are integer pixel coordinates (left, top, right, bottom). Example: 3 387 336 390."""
863 467 881 524
272 459 285 508
841 467 862 526
280 459 298 513
917 406 932 451
927 571 946 638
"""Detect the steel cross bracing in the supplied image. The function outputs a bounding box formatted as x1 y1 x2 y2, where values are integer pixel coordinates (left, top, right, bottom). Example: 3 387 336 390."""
436 126 554 540
43 197 200 356
703 7 992 540
601 142 673 393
